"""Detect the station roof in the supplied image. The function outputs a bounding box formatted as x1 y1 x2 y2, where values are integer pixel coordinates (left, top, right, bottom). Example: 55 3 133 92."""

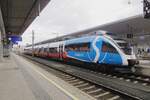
32 15 150 46
0 0 50 36
68 15 150 36
67 15 150 45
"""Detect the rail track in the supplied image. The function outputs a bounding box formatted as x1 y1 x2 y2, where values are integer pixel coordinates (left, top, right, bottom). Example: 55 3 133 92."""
85 70 150 87
38 64 128 100
109 73 150 86
23 55 150 100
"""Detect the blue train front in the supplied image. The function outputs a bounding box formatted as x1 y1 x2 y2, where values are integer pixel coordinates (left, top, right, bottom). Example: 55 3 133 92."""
65 32 139 71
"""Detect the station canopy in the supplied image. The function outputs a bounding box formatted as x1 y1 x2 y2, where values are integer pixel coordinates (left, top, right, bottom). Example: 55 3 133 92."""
50 15 150 46
0 0 50 36
0 0 149 46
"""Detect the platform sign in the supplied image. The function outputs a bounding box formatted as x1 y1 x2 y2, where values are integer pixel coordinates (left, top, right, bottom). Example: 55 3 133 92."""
8 35 22 44
144 0 150 18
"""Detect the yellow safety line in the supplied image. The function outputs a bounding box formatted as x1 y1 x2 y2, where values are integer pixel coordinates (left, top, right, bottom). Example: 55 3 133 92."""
30 65 79 100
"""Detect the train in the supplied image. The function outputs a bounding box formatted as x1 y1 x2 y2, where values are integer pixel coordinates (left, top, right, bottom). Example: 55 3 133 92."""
24 31 139 72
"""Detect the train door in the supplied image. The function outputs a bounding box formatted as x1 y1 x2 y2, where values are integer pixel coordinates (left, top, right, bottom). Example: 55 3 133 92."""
59 44 64 60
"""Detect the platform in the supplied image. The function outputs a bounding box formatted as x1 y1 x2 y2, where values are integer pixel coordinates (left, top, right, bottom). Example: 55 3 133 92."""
0 53 95 100
135 60 150 76
139 60 150 67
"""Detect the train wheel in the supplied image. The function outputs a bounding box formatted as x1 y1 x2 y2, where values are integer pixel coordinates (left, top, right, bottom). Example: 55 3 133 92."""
100 65 107 73
108 66 114 73
131 67 136 73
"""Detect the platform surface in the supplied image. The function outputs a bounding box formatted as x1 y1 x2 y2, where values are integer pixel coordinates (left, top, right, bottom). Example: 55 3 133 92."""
139 60 150 67
0 53 95 100
134 60 150 76
0 56 36 100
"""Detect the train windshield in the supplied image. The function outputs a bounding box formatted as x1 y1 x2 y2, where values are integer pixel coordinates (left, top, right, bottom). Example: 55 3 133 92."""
104 34 133 55
117 42 132 55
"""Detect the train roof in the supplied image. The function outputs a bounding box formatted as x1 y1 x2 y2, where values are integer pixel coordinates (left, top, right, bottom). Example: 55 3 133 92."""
65 35 95 45
26 30 111 47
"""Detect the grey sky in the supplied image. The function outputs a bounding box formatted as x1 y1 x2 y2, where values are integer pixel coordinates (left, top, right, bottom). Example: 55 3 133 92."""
21 0 143 45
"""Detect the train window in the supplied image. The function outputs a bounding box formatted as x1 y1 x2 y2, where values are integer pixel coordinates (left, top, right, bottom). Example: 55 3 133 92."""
65 43 90 52
49 47 57 53
102 41 118 53
39 48 42 52
44 48 48 52
117 43 128 47
39 47 43 53
39 47 44 53
35 48 39 52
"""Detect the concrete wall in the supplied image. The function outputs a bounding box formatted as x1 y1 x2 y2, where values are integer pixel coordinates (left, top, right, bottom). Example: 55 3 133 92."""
0 6 6 60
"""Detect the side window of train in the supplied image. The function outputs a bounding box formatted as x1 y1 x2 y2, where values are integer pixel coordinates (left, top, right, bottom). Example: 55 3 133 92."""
39 48 42 52
49 47 57 53
65 43 90 52
37 48 39 52
41 47 44 52
39 47 44 52
44 48 48 52
102 41 118 53
80 43 90 51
